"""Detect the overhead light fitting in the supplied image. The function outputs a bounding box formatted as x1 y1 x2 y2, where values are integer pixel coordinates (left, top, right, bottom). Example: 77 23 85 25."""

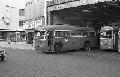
82 10 92 12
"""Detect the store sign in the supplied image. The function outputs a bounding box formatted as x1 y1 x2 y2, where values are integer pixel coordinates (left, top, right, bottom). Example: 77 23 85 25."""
48 0 75 6
48 0 110 12
35 19 42 28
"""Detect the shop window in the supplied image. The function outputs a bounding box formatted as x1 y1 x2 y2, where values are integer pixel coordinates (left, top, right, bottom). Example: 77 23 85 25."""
19 9 25 16
19 21 24 26
6 23 10 25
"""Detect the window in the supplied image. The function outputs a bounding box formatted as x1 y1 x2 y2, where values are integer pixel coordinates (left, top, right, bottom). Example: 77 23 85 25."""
19 21 24 26
55 31 70 37
19 9 25 16
89 32 96 36
40 31 46 36
6 23 10 25
100 31 112 38
71 30 83 37
83 31 88 36
35 31 46 39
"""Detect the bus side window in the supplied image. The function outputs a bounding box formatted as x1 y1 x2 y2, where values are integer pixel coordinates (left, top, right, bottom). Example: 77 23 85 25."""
70 31 83 37
64 32 70 37
89 32 95 37
71 31 76 36
55 31 63 37
78 31 83 36
83 31 88 36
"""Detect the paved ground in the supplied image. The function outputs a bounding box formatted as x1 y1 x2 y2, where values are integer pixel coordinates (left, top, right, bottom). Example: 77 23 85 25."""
0 45 120 77
0 42 34 50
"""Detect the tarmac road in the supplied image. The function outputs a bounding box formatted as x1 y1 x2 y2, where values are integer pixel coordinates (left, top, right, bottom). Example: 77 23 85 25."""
0 48 120 77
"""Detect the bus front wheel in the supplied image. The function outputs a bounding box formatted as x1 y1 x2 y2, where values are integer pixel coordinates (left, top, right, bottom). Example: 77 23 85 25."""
84 42 90 51
54 43 63 53
1 56 5 61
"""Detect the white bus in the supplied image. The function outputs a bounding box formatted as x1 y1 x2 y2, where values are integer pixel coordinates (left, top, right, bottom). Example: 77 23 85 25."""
100 26 120 52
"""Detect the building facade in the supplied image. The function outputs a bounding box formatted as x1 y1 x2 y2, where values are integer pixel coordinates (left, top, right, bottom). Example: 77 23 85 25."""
6 6 19 30
0 0 20 41
25 0 45 29
0 1 19 30
0 0 6 29
19 9 25 28
25 0 46 44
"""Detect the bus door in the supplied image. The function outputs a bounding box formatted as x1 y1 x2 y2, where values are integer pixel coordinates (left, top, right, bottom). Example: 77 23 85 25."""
113 30 119 50
47 31 54 51
118 31 120 52
64 31 73 51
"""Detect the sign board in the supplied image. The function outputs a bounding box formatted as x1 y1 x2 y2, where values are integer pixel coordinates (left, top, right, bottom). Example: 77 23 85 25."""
48 0 110 12
45 0 52 1
35 19 42 28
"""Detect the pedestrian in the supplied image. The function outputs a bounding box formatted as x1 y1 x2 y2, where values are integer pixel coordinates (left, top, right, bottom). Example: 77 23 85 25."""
8 38 11 44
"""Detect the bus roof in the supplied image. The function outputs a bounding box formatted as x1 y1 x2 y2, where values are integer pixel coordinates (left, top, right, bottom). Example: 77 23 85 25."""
101 26 119 31
35 25 95 31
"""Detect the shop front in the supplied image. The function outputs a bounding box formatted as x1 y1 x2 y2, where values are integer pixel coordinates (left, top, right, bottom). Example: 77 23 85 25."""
25 28 34 44
0 29 26 42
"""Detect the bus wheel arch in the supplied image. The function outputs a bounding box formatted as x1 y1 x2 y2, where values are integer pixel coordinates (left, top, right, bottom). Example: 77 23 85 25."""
84 41 91 51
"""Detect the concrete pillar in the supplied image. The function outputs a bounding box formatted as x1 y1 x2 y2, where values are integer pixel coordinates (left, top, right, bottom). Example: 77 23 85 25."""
47 11 51 25
47 11 53 25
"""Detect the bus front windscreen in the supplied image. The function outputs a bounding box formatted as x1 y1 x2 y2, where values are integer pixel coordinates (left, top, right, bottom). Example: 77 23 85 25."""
100 31 112 38
35 31 46 39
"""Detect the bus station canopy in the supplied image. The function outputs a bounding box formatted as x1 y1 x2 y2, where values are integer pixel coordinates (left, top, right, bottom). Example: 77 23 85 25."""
35 25 95 31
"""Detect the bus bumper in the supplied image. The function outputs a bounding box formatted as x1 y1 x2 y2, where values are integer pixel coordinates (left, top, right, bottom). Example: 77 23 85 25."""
100 44 113 50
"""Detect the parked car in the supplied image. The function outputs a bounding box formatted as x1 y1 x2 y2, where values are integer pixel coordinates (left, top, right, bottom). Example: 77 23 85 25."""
0 48 6 61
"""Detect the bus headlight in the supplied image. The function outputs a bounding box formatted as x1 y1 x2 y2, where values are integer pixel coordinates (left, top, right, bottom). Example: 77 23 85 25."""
101 42 103 44
119 50 120 52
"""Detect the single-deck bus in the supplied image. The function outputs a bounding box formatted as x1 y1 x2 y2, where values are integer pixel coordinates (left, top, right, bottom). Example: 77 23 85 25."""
34 25 97 53
100 26 120 52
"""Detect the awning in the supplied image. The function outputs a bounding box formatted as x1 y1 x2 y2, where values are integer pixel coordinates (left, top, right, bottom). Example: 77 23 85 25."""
35 25 95 31
48 0 112 12
0 29 15 32
25 28 35 32
0 29 25 32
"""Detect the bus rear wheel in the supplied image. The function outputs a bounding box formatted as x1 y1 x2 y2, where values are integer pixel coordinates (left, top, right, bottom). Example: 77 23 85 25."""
84 42 90 51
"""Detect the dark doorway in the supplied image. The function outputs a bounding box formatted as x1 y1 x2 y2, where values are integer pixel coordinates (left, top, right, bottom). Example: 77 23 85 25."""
27 32 34 44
